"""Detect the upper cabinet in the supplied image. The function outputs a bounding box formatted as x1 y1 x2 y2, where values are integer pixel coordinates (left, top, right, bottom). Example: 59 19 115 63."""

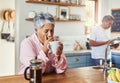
25 0 86 22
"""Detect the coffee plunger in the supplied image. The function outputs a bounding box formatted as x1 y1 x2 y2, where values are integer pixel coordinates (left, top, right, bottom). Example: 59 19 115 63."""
24 59 42 83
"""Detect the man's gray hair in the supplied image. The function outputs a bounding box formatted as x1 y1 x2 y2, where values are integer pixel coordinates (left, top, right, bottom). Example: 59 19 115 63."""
33 13 55 29
102 15 114 22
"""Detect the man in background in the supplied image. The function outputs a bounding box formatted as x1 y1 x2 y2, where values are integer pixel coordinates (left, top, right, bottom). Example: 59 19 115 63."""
89 15 114 66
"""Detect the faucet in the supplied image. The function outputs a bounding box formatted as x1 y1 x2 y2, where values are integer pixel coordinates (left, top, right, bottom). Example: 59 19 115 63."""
103 37 120 78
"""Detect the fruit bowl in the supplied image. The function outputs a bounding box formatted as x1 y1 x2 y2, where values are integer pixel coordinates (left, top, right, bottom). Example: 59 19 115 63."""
108 80 120 83
107 68 120 83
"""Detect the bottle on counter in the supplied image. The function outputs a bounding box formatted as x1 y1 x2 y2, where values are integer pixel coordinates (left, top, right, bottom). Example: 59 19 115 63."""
109 59 112 68
86 38 91 50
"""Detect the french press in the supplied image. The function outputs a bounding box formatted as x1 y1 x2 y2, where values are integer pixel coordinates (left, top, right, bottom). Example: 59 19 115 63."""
24 59 42 83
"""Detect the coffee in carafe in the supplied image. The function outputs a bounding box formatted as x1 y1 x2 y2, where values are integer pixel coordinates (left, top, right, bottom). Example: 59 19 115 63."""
24 59 42 83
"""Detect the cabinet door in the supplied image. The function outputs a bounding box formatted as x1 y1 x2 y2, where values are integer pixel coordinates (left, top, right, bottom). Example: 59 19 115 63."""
112 54 120 68
66 55 86 68
68 63 86 68
86 54 95 66
66 56 79 68
77 55 86 67
66 56 79 65
112 54 120 64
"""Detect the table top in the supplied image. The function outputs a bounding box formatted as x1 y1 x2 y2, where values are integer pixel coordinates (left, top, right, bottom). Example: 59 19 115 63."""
0 67 107 83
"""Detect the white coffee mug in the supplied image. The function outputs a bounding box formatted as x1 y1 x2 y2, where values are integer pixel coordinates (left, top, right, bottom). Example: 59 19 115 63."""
49 41 59 54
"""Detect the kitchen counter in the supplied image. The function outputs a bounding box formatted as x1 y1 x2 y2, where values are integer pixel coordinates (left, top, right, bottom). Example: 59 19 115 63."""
0 67 107 83
65 50 120 68
112 50 120 55
64 49 120 56
64 50 91 56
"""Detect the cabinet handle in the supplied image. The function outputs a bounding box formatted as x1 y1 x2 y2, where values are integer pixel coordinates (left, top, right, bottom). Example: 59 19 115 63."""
74 58 79 62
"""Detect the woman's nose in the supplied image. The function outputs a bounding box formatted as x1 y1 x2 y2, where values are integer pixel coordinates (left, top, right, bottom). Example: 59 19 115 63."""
48 31 52 36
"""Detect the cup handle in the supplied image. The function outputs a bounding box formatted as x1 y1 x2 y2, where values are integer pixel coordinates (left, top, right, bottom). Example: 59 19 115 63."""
24 66 30 80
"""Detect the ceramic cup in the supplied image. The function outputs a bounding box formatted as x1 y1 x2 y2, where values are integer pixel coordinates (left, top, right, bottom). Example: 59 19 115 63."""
49 41 59 54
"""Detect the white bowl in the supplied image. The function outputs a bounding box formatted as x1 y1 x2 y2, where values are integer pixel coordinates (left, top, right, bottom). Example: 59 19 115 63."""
108 80 120 83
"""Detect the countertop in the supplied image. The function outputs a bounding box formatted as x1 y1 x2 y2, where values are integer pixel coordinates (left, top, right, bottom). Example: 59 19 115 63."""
64 50 91 55
64 49 120 55
0 67 107 83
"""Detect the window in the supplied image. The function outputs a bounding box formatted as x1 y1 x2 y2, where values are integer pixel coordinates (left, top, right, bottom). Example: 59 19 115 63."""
85 0 98 36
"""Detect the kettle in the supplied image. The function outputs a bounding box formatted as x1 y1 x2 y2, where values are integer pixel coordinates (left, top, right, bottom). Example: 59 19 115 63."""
24 59 42 83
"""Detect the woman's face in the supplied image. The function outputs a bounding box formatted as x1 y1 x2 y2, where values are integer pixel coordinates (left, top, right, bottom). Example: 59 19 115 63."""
35 23 54 43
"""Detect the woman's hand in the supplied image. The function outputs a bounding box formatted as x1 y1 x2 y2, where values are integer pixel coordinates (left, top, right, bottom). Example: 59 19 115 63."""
56 42 63 61
42 36 54 55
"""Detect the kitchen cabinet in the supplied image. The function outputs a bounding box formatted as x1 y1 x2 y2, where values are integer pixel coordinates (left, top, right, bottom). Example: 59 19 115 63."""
112 52 120 68
66 55 86 68
86 54 95 66
25 0 85 22
66 51 120 68
65 52 95 68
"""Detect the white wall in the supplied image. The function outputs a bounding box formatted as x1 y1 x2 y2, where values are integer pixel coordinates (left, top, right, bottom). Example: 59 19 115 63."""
108 0 120 11
0 0 15 76
0 39 15 76
99 0 120 19
0 0 14 10
98 0 109 24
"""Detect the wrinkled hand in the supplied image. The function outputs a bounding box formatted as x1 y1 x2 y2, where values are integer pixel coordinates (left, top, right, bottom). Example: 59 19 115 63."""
43 36 54 54
56 42 63 60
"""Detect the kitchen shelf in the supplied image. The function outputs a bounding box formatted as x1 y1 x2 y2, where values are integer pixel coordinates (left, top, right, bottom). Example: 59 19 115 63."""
25 1 85 22
25 18 83 22
26 1 86 7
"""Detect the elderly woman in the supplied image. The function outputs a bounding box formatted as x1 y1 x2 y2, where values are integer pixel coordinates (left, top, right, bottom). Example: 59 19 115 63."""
19 13 68 74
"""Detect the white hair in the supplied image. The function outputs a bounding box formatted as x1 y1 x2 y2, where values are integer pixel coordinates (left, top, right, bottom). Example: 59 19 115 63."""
102 15 114 22
34 13 55 29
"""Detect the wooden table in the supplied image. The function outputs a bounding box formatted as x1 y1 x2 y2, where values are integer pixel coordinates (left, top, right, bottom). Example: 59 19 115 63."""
0 67 107 83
